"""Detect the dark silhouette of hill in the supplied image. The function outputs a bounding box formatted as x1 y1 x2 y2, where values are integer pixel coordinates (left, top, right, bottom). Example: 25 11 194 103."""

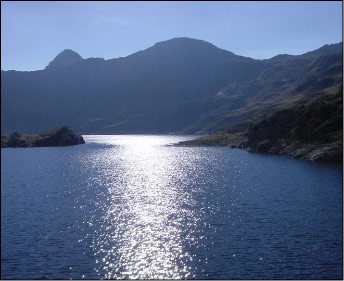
45 49 83 69
1 38 342 136
1 126 84 148
301 42 342 57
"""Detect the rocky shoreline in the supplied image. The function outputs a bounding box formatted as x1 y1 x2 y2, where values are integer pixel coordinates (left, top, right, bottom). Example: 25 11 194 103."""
1 126 85 148
179 132 342 163
179 90 343 164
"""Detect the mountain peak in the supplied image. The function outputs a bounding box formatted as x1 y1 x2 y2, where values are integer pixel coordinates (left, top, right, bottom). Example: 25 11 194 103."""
301 42 342 57
154 37 219 49
45 49 83 69
144 37 236 57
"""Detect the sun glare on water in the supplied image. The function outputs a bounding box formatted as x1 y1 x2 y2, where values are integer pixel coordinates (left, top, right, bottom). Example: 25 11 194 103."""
81 135 202 279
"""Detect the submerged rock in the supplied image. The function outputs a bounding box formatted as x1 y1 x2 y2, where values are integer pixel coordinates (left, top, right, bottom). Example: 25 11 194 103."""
1 126 85 148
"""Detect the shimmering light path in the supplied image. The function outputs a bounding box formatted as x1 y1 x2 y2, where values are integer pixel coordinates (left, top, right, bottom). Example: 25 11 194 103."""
84 136 205 279
1 135 343 279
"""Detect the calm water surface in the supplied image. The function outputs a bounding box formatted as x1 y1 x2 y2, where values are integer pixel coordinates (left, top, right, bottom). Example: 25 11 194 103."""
1 135 343 279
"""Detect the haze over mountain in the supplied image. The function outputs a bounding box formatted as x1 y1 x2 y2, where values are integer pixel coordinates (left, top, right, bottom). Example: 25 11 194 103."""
1 37 342 135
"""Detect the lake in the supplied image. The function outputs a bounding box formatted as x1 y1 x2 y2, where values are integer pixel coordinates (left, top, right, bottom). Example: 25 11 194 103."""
1 135 343 279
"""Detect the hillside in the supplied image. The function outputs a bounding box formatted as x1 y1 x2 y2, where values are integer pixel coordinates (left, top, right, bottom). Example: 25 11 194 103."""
182 45 343 134
1 38 342 135
180 86 343 163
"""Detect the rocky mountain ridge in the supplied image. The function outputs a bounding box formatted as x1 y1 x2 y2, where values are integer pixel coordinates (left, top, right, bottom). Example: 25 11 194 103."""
1 38 342 137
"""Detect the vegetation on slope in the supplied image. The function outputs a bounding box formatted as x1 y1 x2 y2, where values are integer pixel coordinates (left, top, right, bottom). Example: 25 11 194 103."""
180 87 343 163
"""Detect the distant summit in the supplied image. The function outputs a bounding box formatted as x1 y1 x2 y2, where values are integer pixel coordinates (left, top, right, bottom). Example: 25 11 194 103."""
45 49 83 69
153 37 219 49
302 42 342 57
268 42 342 61
148 37 236 56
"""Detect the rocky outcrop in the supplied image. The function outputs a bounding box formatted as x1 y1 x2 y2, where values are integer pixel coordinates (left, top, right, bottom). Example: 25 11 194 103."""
179 88 343 163
1 126 85 148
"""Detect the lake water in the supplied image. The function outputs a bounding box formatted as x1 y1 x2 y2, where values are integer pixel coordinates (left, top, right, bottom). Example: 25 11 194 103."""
1 135 343 279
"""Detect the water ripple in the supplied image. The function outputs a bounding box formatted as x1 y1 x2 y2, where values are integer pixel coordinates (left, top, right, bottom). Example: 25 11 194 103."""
1 135 343 279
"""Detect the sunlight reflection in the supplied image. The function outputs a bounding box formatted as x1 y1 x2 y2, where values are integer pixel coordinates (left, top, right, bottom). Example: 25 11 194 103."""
86 135 200 279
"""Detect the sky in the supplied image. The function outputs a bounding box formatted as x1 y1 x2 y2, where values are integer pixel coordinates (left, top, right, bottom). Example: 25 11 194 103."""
1 1 342 71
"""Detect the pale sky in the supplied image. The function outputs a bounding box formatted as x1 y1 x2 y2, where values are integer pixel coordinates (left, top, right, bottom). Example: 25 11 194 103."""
1 1 342 71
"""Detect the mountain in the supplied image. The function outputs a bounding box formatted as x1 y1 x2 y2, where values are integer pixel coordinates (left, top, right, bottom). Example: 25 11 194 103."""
45 49 83 69
1 38 264 134
1 38 342 135
181 42 342 134
301 42 342 57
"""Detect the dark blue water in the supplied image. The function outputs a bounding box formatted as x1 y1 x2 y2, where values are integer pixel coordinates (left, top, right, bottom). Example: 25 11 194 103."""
1 135 343 279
